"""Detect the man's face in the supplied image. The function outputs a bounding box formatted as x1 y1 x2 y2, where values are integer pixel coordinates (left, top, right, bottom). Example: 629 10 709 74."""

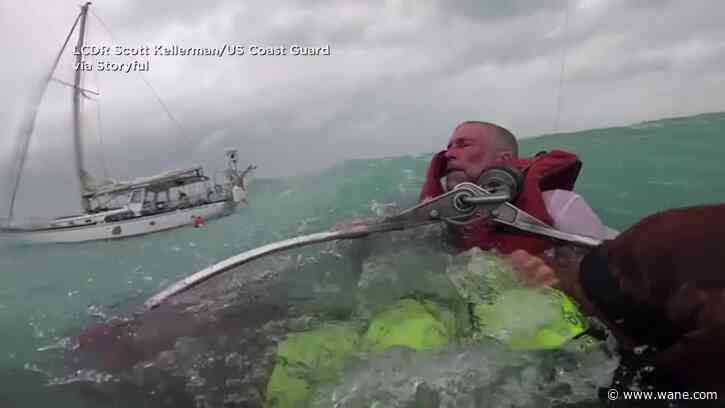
443 124 500 191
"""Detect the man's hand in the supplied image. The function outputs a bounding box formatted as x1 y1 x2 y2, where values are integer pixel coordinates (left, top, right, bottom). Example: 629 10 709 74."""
507 249 559 287
507 247 602 323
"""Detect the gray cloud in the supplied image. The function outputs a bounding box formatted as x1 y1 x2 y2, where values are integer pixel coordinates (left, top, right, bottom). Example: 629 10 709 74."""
436 0 569 20
2 0 724 218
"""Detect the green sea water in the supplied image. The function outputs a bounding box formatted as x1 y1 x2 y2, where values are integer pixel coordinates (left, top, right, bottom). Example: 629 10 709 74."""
1 112 724 407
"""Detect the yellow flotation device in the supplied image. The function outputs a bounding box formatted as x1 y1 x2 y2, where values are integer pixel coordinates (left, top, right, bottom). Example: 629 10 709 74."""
266 249 594 407
471 287 587 350
362 298 457 352
447 248 589 350
265 298 458 407
266 323 361 408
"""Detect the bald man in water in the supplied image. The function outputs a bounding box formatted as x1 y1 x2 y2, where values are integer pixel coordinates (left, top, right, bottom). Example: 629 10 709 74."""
420 121 612 253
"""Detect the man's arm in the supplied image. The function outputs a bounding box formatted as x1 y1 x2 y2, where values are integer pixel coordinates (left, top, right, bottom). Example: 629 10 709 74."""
538 189 616 317
542 189 610 240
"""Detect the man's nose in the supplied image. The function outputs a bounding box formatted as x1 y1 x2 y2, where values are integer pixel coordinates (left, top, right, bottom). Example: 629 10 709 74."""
444 148 456 160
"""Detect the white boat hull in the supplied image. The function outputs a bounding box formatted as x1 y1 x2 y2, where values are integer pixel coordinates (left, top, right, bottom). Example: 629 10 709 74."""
3 201 238 244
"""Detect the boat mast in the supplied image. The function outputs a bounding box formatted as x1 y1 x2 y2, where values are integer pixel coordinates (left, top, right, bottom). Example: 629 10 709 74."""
74 2 93 212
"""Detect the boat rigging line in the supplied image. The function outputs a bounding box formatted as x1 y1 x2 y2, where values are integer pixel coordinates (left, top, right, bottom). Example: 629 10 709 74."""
89 9 189 145
7 8 84 221
553 0 571 135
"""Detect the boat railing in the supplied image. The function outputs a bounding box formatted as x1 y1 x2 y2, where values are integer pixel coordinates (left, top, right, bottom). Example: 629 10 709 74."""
5 216 57 229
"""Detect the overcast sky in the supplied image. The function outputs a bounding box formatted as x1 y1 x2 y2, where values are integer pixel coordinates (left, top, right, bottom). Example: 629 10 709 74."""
1 0 725 216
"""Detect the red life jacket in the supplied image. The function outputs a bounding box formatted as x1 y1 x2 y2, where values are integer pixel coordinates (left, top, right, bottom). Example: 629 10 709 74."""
419 150 582 255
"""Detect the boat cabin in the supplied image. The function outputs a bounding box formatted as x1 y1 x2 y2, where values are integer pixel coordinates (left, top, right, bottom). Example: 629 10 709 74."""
48 167 229 228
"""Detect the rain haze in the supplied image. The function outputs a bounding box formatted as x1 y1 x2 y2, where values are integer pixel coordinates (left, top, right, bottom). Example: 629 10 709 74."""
1 0 724 217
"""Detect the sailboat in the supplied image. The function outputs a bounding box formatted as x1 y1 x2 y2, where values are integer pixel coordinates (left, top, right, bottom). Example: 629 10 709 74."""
1 3 255 244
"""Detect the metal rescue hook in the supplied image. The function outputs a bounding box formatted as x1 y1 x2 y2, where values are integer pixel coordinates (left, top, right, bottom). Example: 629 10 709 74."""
144 170 602 310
